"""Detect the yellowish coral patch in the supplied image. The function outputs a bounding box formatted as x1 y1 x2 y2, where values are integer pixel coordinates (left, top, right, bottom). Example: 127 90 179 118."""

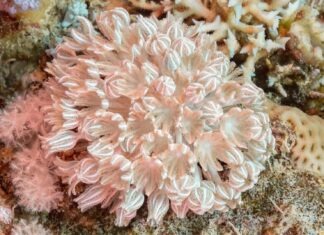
268 101 324 176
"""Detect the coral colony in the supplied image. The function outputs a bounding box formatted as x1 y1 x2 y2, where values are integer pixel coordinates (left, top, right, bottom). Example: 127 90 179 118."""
0 7 276 227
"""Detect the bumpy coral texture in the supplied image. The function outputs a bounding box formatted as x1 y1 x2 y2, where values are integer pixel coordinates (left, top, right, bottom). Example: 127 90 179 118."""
11 219 52 235
43 8 275 226
10 141 62 212
268 102 324 176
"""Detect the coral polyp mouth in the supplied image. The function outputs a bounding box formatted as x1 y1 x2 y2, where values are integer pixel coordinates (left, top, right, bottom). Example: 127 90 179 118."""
42 7 275 226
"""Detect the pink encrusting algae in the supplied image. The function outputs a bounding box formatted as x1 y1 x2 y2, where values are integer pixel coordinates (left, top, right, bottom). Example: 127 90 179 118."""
32 7 276 226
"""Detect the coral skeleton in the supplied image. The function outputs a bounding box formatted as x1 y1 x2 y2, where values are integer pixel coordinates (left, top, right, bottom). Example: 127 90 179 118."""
40 8 275 226
129 0 305 78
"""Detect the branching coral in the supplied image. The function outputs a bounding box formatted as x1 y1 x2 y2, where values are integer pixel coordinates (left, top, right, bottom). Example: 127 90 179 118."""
128 0 301 78
41 8 275 226
288 5 324 67
10 141 63 212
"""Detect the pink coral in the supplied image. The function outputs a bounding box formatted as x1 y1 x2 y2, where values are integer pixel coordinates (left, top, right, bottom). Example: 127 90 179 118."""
10 141 62 212
0 89 51 146
42 8 275 226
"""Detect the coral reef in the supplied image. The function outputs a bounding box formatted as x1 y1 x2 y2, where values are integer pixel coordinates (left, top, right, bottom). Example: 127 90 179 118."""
42 7 275 226
0 0 323 234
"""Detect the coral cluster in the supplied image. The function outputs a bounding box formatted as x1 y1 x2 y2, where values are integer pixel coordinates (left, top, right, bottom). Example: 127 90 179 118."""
129 0 304 78
42 8 275 226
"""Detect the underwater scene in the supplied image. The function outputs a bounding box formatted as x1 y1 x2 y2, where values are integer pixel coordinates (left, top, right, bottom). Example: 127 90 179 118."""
0 0 323 234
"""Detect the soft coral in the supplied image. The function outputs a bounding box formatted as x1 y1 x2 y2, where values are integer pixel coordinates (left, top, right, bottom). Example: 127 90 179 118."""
10 140 62 212
0 89 51 146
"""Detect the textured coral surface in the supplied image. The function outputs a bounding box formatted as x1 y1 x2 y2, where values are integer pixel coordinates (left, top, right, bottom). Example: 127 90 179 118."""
268 101 324 176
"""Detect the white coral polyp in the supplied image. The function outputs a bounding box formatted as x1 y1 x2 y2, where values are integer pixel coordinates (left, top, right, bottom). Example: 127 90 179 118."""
43 8 275 226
